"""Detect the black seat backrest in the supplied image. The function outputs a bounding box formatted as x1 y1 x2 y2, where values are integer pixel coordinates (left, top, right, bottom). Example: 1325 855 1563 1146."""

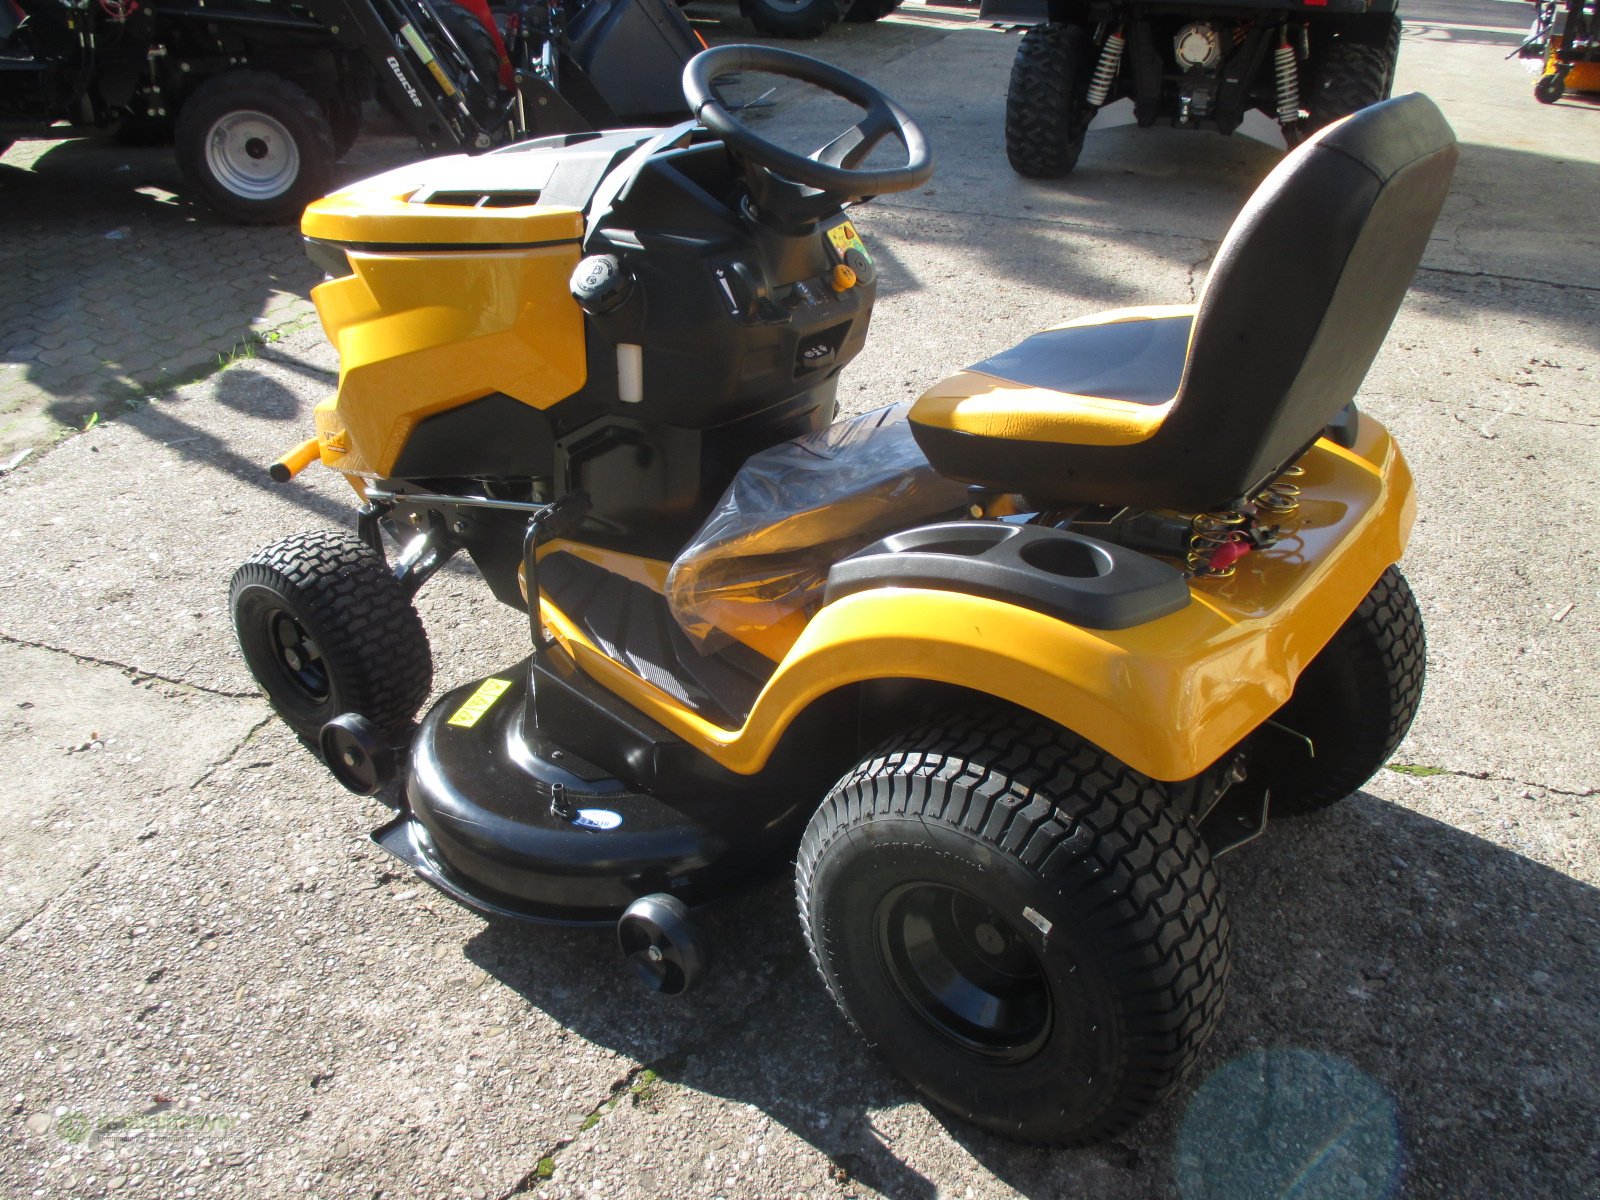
1161 94 1457 504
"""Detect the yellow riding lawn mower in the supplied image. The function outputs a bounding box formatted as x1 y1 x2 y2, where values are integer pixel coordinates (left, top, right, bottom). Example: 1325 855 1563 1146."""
231 45 1456 1144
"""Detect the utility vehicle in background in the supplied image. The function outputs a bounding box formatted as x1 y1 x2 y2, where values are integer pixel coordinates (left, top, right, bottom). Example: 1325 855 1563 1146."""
1005 0 1401 176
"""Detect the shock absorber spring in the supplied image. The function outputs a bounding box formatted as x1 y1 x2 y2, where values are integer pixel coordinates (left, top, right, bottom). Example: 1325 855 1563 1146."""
1253 463 1304 515
1187 510 1250 578
1086 28 1126 109
1274 38 1301 126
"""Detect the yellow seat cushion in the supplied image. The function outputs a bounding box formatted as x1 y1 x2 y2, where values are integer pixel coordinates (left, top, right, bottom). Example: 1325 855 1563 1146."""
911 306 1194 448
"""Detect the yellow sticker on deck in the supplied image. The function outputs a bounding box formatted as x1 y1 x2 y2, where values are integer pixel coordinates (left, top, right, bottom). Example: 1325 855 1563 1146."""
446 678 512 729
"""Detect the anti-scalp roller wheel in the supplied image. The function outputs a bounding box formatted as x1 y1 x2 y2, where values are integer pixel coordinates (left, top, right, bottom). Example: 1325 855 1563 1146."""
617 894 708 996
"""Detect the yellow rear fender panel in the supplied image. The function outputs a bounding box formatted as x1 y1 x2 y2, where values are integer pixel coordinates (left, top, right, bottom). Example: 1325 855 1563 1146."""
542 418 1414 782
310 247 586 479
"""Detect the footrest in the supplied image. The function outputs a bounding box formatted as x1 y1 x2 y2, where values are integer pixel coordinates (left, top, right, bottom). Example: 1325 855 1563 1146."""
824 520 1189 630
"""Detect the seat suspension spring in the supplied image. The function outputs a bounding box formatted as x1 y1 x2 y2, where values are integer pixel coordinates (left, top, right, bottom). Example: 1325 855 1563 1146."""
1187 510 1249 578
1086 29 1126 109
1253 463 1304 515
1273 39 1300 126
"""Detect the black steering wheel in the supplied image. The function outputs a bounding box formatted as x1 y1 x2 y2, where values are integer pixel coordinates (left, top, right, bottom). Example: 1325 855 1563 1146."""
682 45 934 206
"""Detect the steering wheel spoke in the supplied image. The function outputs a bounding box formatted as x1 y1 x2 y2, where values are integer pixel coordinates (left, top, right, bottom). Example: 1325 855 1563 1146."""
814 99 903 170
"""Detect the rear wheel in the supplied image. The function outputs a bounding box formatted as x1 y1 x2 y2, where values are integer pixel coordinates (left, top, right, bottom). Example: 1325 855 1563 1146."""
1251 565 1425 815
742 0 849 39
1306 36 1394 131
230 530 432 744
175 70 335 224
797 710 1230 1145
1006 23 1095 179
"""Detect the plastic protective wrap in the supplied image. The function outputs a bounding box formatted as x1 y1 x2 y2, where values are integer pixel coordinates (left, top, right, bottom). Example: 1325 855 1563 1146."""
666 404 970 650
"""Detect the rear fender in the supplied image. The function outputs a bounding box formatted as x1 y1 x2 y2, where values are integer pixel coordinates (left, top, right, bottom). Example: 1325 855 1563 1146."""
545 419 1414 783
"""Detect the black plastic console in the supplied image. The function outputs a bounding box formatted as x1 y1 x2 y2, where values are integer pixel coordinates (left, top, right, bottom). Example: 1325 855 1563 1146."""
824 520 1190 630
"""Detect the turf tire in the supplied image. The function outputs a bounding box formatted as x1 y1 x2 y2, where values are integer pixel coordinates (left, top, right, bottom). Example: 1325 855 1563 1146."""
230 530 432 744
1006 23 1095 179
797 710 1230 1145
1252 565 1425 815
175 70 335 224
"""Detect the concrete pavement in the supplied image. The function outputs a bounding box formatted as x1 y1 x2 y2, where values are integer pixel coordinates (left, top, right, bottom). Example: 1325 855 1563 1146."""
1 3 1597 1198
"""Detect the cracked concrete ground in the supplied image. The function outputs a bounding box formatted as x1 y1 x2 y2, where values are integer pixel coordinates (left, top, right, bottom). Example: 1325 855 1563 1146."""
1 0 1597 1197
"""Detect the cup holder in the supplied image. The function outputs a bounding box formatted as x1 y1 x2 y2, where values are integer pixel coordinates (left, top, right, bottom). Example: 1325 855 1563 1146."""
1018 537 1111 579
879 523 1016 557
826 520 1189 631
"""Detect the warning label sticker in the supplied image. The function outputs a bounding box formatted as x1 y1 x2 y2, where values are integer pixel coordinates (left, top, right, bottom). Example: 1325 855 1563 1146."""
446 677 512 729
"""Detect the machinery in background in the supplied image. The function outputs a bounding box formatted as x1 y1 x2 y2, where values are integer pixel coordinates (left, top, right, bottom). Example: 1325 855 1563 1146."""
1520 0 1600 103
0 0 698 221
1002 0 1401 177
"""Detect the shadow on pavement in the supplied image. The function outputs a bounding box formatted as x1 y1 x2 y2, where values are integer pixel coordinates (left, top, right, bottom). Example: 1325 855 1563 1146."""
1411 142 1600 349
0 129 420 450
454 791 1600 1197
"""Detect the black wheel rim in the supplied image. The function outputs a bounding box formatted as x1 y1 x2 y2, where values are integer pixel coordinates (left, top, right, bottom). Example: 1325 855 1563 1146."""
876 882 1052 1062
266 608 330 703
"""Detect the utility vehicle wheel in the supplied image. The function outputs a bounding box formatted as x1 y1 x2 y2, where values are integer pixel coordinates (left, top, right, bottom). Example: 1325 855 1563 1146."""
1252 565 1425 815
175 71 335 224
797 711 1230 1145
230 530 432 744
742 0 848 40
1306 37 1393 131
844 0 902 22
1006 23 1095 179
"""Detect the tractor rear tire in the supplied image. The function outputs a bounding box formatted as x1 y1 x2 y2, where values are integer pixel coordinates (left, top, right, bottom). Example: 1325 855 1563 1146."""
230 530 433 744
175 70 336 224
1006 23 1095 179
1251 565 1425 815
742 0 849 39
1306 37 1394 131
797 709 1230 1145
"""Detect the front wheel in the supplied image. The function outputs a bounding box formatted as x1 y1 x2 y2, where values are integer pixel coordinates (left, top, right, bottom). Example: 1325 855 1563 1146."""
1251 565 1426 815
230 530 433 744
175 70 336 224
797 711 1230 1145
